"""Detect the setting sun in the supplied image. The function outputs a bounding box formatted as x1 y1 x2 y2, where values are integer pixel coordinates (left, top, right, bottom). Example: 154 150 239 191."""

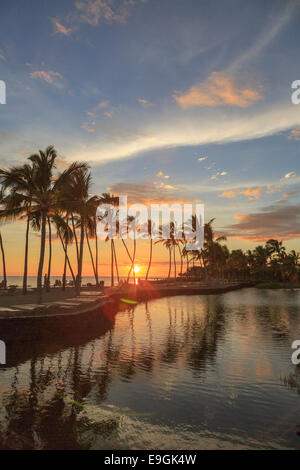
134 265 140 274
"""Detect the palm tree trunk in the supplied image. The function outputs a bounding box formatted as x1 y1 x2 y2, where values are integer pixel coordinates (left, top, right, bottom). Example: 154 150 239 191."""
127 236 136 283
76 218 84 295
85 229 97 282
46 217 52 292
62 243 67 291
71 214 79 269
37 213 47 303
201 249 208 280
22 216 30 295
58 230 76 284
112 240 119 284
111 239 114 287
173 245 177 279
178 245 183 275
146 238 153 280
94 216 99 287
122 239 132 262
168 246 172 279
0 232 7 290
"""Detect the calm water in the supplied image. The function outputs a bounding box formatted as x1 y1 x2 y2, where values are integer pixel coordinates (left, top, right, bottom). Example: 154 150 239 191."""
0 288 300 449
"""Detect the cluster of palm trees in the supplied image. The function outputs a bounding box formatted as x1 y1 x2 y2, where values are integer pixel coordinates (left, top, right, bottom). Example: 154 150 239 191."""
0 146 165 300
0 146 299 302
0 146 116 301
180 229 300 284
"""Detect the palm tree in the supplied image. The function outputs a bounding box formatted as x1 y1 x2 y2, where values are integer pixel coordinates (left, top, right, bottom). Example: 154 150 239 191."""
77 195 100 286
127 215 141 284
177 238 184 276
46 216 52 291
0 230 7 289
27 146 57 301
0 147 86 301
227 249 248 280
155 238 172 279
0 165 36 294
155 222 181 280
145 219 154 280
52 213 76 285
252 245 269 279
281 250 299 283
59 166 92 295
266 239 286 261
0 189 9 289
203 218 227 279
98 193 119 287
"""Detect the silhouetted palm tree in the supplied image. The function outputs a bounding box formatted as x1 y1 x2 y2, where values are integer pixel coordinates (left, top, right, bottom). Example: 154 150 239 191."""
98 193 119 286
146 219 154 280
0 165 36 293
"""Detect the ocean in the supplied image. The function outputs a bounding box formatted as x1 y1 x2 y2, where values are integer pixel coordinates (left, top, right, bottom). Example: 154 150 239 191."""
4 276 114 288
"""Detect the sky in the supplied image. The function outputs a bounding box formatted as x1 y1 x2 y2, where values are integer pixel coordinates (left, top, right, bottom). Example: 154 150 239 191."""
1 0 300 277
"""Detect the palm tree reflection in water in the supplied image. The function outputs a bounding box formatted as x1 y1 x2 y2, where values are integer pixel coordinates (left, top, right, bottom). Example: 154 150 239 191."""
0 296 224 449
1 290 300 449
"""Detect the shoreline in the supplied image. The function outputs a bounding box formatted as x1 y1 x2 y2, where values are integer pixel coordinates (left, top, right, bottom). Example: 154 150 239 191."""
0 280 293 363
1 279 297 322
0 280 254 322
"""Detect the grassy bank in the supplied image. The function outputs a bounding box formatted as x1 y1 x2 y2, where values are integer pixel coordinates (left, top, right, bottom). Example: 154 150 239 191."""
256 281 300 289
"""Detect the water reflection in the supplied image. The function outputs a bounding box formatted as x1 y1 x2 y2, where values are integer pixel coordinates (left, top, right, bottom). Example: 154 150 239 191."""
0 289 300 449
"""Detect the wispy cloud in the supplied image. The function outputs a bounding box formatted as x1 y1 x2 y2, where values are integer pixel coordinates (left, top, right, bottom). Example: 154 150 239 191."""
284 171 296 179
86 100 110 116
220 186 266 201
30 70 63 86
104 111 113 118
0 52 5 61
75 0 127 26
51 19 72 35
107 180 193 206
211 171 228 180
66 98 300 163
229 1 295 72
226 202 300 242
81 121 96 133
156 171 170 179
83 100 112 130
288 128 300 140
174 72 263 109
137 98 153 107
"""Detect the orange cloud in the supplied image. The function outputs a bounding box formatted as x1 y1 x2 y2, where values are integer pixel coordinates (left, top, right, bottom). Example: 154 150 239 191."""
225 202 300 242
243 187 264 200
30 70 63 85
219 190 238 199
288 128 300 140
107 181 196 206
219 185 276 201
174 72 263 109
52 19 72 35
